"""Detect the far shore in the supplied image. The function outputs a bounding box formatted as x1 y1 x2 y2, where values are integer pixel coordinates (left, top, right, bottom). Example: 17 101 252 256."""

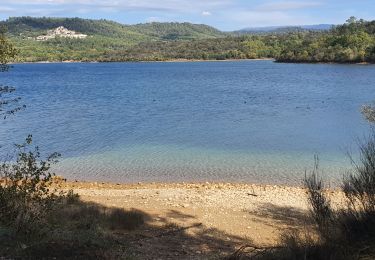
10 58 375 65
59 180 345 257
10 58 275 65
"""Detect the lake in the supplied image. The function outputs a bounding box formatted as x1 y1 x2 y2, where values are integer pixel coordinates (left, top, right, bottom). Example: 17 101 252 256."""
1 60 373 185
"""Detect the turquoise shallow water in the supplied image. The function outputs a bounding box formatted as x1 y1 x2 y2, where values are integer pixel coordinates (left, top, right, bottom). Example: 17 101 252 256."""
1 60 374 184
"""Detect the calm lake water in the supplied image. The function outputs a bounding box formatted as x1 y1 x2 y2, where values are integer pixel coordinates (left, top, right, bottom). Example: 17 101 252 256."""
1 60 374 184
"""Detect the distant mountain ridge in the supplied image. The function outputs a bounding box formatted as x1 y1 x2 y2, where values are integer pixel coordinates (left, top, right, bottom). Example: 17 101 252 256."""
238 24 334 34
2 17 335 40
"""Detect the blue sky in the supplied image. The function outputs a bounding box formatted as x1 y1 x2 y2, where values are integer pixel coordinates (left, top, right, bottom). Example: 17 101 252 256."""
0 0 374 31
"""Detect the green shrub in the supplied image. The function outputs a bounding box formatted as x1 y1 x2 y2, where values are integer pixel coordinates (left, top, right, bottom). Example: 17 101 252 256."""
0 135 67 237
233 133 375 259
283 134 375 259
304 157 335 242
362 105 375 123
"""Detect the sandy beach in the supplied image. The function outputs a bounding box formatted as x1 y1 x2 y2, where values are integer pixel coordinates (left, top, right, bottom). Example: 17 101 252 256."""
62 181 345 259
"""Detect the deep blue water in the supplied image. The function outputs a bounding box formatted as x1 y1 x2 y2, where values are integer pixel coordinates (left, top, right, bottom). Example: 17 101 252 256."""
1 60 374 184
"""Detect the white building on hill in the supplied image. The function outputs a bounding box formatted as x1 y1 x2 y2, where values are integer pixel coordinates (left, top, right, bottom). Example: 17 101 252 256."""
36 26 87 41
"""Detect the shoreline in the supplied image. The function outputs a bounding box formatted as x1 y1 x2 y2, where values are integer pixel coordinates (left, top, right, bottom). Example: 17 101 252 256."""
10 58 375 65
10 58 275 65
61 180 341 191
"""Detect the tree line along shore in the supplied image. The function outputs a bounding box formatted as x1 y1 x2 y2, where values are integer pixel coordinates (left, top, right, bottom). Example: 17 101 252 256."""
3 16 375 63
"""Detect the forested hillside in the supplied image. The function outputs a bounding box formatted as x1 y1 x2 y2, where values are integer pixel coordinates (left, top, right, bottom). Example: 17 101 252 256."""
98 35 283 61
2 16 375 63
236 24 333 34
4 17 226 40
2 17 227 62
277 17 375 62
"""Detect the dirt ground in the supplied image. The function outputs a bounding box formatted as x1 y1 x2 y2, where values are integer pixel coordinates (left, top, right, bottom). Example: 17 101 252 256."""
64 181 344 259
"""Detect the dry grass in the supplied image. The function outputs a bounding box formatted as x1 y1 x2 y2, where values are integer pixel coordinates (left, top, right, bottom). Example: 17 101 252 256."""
0 194 145 259
55 200 145 231
229 134 375 260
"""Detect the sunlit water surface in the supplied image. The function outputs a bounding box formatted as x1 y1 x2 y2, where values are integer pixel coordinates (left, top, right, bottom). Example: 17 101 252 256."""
1 61 374 185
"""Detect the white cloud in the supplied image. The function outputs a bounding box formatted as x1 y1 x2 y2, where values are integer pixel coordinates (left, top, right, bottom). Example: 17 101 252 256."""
0 0 233 22
223 10 317 27
0 6 16 12
145 16 167 23
0 0 341 30
256 1 322 12
1 0 231 12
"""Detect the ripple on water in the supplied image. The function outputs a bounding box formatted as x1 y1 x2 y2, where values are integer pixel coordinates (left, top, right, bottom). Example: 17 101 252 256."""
1 61 373 184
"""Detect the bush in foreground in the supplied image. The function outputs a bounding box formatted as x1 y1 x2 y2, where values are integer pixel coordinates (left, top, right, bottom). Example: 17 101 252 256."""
278 135 375 259
230 134 375 260
0 135 65 237
0 136 145 258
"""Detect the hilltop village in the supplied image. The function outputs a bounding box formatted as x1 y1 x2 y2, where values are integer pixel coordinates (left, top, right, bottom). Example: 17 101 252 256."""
36 26 87 41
